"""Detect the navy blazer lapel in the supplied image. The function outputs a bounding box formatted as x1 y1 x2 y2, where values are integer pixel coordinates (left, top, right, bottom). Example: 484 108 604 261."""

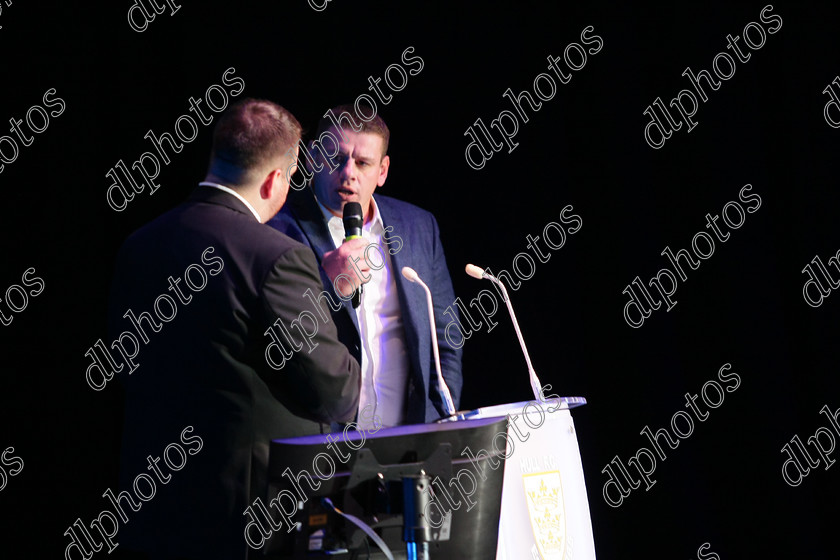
378 196 413 305
378 196 428 394
288 189 360 329
288 189 337 268
382 200 413 294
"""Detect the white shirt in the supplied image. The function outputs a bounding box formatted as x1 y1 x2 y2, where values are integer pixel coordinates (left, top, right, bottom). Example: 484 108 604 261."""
318 198 409 429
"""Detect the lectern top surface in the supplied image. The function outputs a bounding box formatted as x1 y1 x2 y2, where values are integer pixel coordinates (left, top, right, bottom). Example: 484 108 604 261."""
272 415 504 446
446 396 588 421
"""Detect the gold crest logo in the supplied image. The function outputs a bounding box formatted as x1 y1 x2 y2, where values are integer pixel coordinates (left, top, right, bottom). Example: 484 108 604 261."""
523 471 567 560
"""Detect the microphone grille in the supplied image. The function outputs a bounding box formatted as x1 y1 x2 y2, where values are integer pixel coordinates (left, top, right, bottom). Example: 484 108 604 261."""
342 202 363 230
342 202 363 217
465 264 485 279
401 266 419 283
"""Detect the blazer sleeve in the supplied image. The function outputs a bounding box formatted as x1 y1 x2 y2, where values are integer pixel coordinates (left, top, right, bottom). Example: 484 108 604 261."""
261 245 361 423
428 214 464 410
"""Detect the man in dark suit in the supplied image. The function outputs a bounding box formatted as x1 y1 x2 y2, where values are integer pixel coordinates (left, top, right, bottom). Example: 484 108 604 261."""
267 106 462 427
109 99 360 559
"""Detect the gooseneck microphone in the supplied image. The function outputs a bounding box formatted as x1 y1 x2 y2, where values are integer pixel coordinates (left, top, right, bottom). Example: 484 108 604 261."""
465 264 546 402
343 202 364 308
401 266 457 418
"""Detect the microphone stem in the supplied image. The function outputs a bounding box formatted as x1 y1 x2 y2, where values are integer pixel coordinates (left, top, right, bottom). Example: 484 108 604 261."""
486 274 545 402
419 280 456 416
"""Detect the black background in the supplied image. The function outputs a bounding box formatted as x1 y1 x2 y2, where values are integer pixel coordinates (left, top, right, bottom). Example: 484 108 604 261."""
0 1 837 557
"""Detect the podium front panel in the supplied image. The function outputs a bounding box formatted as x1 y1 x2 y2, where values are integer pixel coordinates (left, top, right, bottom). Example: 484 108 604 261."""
469 400 597 560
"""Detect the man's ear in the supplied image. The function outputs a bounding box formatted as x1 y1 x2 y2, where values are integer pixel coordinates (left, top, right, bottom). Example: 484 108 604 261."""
259 168 283 200
258 171 273 200
377 155 390 187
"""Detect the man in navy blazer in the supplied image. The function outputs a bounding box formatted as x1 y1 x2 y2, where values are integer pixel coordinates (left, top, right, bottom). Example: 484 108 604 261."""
267 105 462 425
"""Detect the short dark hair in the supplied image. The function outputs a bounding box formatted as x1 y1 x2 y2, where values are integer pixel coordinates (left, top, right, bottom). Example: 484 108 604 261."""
316 103 390 156
210 98 302 172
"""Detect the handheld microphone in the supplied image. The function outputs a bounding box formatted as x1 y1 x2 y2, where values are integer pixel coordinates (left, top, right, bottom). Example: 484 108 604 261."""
465 263 546 402
401 266 457 418
343 202 364 308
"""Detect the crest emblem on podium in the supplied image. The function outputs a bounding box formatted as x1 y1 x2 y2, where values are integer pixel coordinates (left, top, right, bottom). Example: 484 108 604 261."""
522 471 566 560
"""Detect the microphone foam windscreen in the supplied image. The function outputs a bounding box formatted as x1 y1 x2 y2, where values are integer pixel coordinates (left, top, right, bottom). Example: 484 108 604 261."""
342 202 364 238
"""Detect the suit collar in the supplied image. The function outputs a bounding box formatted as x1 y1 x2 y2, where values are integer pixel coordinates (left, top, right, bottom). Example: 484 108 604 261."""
197 182 262 222
370 195 399 235
286 187 339 269
376 195 409 279
189 185 257 219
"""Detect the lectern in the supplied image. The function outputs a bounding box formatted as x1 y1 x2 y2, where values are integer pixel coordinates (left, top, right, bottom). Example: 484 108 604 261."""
264 397 595 559
454 398 596 560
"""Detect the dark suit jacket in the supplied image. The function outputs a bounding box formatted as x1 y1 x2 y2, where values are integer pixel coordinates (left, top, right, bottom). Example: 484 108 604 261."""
266 188 462 424
109 186 360 560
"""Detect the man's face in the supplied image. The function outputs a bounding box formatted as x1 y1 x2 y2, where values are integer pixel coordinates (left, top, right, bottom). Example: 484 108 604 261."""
311 127 389 221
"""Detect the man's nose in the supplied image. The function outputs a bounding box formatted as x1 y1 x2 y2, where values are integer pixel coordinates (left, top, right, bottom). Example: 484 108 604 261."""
338 158 355 180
